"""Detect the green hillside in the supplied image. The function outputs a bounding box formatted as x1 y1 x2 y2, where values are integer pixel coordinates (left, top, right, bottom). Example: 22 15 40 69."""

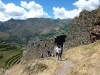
0 18 72 44
0 43 22 68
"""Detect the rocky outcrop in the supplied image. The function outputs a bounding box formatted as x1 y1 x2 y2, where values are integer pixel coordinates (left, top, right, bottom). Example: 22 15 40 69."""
64 6 100 49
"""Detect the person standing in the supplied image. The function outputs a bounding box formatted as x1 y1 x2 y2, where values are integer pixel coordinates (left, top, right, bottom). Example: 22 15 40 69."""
55 45 62 60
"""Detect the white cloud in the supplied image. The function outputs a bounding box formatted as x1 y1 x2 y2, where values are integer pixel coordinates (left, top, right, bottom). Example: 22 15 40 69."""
53 0 100 19
0 0 50 21
73 0 100 11
21 1 42 11
53 7 82 19
21 1 50 19
5 3 26 16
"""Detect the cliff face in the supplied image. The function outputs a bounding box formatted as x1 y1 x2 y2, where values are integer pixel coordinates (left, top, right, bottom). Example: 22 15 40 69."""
64 6 100 49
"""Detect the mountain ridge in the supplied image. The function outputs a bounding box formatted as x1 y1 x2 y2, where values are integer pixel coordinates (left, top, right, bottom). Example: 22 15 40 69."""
0 18 72 44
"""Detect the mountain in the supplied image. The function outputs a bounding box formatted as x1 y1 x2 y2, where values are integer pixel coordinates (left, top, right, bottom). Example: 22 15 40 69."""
0 18 72 44
0 21 3 26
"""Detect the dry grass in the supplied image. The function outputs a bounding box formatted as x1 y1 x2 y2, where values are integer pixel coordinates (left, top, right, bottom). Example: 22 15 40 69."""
62 40 100 75
4 58 60 75
4 40 100 75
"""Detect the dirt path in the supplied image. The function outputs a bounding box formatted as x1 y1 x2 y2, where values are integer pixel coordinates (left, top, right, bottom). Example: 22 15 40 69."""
54 60 74 75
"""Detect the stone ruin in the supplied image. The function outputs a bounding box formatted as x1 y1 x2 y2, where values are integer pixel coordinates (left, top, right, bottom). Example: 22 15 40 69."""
21 35 66 62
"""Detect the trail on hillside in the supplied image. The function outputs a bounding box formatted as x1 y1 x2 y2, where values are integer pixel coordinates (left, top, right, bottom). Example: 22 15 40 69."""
4 57 75 75
54 60 74 75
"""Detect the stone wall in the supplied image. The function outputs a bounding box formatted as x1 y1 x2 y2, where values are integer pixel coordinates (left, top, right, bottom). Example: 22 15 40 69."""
64 6 100 49
22 38 55 62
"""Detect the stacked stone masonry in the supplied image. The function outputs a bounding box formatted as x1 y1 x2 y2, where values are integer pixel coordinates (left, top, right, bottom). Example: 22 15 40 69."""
22 38 55 62
64 6 100 49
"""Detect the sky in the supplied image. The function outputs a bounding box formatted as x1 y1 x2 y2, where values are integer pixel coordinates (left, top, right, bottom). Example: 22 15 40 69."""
0 0 100 21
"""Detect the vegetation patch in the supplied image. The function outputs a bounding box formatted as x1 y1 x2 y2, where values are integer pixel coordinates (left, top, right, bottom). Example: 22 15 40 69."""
5 53 22 68
0 43 23 68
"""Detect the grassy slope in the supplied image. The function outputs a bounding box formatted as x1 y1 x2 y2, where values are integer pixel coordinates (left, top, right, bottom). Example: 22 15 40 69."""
0 43 22 68
62 40 100 75
4 58 60 75
4 41 100 75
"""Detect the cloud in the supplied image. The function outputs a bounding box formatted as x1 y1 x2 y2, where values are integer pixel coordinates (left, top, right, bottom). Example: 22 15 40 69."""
5 3 26 16
21 1 50 19
73 0 100 11
21 1 42 11
0 0 50 21
53 0 100 19
53 7 82 19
